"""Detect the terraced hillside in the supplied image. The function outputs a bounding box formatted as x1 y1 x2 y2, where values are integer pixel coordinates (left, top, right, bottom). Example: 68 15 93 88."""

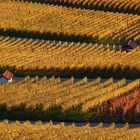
46 0 140 14
0 36 140 78
0 0 140 139
0 120 139 140
0 76 140 122
0 1 140 44
5 0 140 14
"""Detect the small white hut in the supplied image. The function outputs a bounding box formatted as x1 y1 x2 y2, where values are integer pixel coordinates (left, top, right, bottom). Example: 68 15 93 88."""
0 70 14 84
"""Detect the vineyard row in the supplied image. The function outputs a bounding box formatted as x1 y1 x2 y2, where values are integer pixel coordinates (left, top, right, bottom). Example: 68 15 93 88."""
0 76 140 113
0 120 139 140
0 36 140 78
3 0 140 14
0 1 140 44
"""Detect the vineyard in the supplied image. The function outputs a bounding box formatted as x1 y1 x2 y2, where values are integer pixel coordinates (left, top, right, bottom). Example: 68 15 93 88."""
0 76 139 122
0 1 140 44
0 120 140 140
3 0 140 14
47 0 140 14
0 36 140 78
0 0 140 139
98 89 140 122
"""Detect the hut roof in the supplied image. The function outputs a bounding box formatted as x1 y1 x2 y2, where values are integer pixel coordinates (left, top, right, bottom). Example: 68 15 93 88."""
2 70 14 80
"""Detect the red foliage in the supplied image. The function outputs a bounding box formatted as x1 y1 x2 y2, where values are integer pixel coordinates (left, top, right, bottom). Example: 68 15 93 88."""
97 89 140 121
